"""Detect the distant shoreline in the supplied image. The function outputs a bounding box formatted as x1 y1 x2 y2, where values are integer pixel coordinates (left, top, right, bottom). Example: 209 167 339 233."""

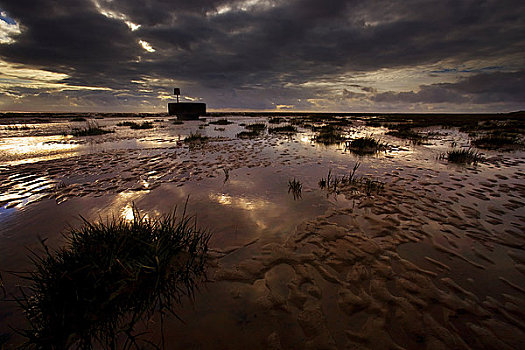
0 110 523 120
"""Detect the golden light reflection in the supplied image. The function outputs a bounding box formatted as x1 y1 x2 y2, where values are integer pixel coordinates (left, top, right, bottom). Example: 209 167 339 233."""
208 192 270 211
0 136 81 166
113 192 153 222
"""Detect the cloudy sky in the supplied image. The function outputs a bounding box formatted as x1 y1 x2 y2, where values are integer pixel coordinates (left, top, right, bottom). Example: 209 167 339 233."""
0 0 523 113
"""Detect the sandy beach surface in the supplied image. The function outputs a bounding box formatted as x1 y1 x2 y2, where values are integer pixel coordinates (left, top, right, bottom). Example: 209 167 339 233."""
1 114 524 349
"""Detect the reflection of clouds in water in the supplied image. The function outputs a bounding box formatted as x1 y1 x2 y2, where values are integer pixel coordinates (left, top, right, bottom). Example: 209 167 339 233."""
208 192 270 211
108 191 156 222
208 192 273 230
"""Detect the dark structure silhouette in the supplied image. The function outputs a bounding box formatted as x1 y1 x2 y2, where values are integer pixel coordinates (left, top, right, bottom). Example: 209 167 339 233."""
168 88 206 120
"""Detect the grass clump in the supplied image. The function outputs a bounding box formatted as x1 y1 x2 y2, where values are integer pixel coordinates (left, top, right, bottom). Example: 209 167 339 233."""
471 134 520 150
4 124 31 131
268 117 283 124
130 121 154 129
288 178 302 200
345 137 382 154
117 121 154 129
209 119 232 125
385 128 427 145
444 148 482 164
184 132 209 144
318 163 384 196
269 125 297 134
245 123 266 131
69 117 87 122
70 121 113 136
15 206 210 349
313 125 346 145
236 130 260 139
318 163 385 196
237 123 266 139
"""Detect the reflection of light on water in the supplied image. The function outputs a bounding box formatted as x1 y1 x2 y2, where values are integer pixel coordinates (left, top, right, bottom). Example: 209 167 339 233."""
121 204 136 221
209 193 270 211
111 191 151 221
299 135 312 144
0 174 56 210
0 135 80 165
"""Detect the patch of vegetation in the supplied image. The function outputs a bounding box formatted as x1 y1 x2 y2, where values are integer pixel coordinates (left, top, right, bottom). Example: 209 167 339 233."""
345 137 383 154
70 121 114 136
269 125 297 134
184 132 209 143
4 124 31 131
209 119 232 125
236 130 260 139
237 123 267 139
116 121 154 129
313 125 347 145
14 206 210 349
318 163 385 196
268 117 283 124
116 121 136 127
443 148 482 164
472 134 520 149
365 119 383 127
385 128 427 145
288 178 302 200
245 123 266 131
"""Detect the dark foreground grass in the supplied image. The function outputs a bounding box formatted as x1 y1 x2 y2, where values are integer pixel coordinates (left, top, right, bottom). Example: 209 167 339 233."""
444 148 482 164
15 207 210 349
70 121 114 136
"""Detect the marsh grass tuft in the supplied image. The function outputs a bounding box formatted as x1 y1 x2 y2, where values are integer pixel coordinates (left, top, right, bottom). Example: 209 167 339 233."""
288 178 302 200
345 137 383 154
70 121 114 136
4 125 31 131
268 117 283 124
472 134 520 149
184 132 209 144
245 123 266 131
313 125 347 145
443 148 482 164
15 206 210 349
319 163 385 196
269 125 297 134
385 128 427 145
209 119 232 125
117 121 154 129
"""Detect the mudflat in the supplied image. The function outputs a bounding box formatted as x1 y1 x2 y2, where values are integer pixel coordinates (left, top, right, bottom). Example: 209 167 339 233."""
1 113 524 349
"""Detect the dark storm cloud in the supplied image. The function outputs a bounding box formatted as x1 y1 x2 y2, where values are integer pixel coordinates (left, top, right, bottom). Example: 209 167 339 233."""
373 71 525 104
0 0 524 110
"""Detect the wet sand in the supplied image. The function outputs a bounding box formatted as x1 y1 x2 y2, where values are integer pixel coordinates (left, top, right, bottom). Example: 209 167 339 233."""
1 115 524 349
